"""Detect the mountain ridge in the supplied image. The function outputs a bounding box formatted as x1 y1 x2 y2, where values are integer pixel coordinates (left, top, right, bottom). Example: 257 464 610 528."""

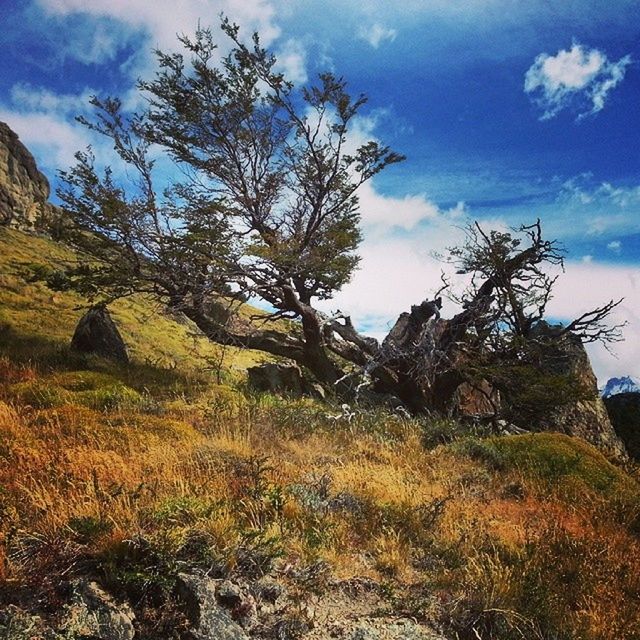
601 375 640 398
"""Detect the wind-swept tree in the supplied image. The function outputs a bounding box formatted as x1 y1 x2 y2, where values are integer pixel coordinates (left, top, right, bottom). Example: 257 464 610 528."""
58 21 403 385
57 21 623 411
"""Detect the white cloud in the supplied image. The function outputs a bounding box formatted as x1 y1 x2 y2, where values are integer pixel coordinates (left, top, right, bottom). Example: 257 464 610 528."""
358 23 397 49
274 38 307 83
36 0 281 80
552 175 640 238
548 261 640 382
0 110 90 170
10 83 94 116
0 84 123 175
524 42 631 120
357 181 465 231
607 240 622 253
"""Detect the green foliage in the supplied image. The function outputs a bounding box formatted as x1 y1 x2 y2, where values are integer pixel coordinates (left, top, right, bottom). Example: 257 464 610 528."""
420 417 489 449
67 515 113 544
458 432 638 499
456 438 507 471
483 362 590 428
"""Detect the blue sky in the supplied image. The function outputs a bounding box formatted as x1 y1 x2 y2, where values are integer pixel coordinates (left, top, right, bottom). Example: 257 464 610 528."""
1 0 639 381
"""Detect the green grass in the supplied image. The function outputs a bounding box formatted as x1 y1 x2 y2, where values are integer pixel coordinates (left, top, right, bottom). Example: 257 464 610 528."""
0 227 272 388
458 432 638 498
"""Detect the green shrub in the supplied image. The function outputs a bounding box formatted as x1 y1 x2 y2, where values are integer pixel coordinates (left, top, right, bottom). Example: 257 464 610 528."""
8 381 71 408
456 438 506 471
491 433 637 496
68 515 113 544
74 384 143 411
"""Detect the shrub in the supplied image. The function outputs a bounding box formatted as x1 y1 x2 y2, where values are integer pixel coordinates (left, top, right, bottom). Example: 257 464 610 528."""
491 433 637 497
7 381 71 408
456 438 506 471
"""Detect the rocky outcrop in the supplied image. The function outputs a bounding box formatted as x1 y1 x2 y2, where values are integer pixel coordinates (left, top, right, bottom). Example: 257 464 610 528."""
0 121 57 231
175 573 252 640
604 392 640 461
63 580 136 640
533 322 627 459
71 305 129 364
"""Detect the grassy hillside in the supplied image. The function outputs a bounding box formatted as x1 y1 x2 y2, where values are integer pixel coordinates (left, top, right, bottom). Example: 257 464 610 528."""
1 227 640 639
0 227 271 380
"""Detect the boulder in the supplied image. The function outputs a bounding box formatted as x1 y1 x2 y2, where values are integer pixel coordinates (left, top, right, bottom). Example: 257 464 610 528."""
0 121 57 231
175 573 250 640
71 305 129 364
63 580 136 640
604 392 640 461
247 362 305 395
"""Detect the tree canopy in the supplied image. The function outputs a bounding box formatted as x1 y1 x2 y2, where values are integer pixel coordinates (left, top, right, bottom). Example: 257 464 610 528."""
56 21 624 417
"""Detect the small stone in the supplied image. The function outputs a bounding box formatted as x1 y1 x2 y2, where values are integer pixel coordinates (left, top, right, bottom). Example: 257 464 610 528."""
217 580 243 607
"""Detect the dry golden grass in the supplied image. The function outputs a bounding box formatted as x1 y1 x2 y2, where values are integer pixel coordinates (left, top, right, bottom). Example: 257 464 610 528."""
2 228 640 638
0 367 639 639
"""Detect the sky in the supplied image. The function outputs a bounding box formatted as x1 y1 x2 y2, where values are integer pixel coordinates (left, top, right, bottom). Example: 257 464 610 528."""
1 0 639 383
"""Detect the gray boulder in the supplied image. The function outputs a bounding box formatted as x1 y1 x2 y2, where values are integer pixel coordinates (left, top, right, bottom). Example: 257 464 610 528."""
62 580 136 640
532 322 627 459
71 305 129 364
175 573 250 640
247 362 305 395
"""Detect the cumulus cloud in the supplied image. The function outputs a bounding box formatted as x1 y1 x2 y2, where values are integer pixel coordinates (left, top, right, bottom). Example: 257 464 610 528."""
524 42 631 120
357 181 465 231
607 240 622 253
274 38 307 83
358 23 397 48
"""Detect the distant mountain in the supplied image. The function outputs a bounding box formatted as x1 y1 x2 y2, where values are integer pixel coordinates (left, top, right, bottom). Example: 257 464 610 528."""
601 376 640 398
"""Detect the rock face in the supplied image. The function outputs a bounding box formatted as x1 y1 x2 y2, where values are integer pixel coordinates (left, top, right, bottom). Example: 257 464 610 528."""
604 392 640 461
533 323 627 459
175 573 250 640
71 305 129 364
0 121 55 230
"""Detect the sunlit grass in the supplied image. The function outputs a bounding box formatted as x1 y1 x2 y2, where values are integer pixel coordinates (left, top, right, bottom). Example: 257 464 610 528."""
1 227 640 638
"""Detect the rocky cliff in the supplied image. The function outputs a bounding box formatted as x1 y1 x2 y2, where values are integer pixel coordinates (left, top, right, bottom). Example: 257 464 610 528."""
0 121 56 230
534 322 628 460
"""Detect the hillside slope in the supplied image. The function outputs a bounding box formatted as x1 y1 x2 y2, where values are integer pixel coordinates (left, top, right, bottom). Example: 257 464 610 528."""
1 227 640 639
0 227 273 380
